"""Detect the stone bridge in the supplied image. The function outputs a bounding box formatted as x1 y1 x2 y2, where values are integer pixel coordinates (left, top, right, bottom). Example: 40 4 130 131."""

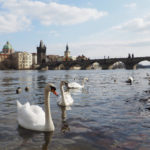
43 56 150 70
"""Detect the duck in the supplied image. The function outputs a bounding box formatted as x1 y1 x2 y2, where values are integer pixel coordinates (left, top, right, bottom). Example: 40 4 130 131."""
57 81 73 106
25 86 29 92
16 83 58 131
67 77 88 89
16 87 22 94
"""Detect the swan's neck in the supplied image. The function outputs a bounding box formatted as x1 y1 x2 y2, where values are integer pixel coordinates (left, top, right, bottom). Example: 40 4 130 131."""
44 89 54 131
60 83 66 105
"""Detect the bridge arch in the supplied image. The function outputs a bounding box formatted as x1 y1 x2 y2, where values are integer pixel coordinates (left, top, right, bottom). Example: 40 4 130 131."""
83 62 102 70
136 60 150 69
91 62 102 69
109 61 125 69
69 64 81 70
57 64 65 70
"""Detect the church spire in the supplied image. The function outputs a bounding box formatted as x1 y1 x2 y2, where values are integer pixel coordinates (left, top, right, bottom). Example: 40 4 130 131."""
64 43 71 61
66 44 69 52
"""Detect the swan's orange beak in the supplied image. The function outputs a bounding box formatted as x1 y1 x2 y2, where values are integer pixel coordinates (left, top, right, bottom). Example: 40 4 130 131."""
52 89 58 96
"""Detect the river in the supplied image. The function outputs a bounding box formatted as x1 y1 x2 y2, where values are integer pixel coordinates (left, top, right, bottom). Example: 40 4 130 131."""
0 69 150 150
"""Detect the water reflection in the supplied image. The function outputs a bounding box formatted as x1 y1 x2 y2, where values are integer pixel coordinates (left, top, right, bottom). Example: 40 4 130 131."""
2 70 150 149
37 75 47 89
42 132 53 150
17 126 53 150
60 106 70 133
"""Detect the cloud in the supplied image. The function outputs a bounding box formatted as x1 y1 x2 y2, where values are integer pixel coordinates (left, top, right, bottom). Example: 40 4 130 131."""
124 3 137 8
0 0 107 33
0 13 30 33
112 14 150 33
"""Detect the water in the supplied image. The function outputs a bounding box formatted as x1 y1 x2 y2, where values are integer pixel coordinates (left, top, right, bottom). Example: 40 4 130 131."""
0 69 150 150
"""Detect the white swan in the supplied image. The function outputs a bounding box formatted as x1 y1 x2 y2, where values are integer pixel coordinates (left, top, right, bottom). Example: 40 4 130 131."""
16 83 58 131
57 81 73 106
68 77 88 89
126 76 133 85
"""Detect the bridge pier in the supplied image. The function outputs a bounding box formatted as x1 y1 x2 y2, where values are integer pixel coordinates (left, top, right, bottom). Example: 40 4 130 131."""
101 65 109 70
125 64 136 70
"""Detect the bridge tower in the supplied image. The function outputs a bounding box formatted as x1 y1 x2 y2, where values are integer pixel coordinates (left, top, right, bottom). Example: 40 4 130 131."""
37 40 46 65
64 44 71 61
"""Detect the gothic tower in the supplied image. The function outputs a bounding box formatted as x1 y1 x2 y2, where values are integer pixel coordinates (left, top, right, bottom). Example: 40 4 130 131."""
37 40 46 64
64 44 70 61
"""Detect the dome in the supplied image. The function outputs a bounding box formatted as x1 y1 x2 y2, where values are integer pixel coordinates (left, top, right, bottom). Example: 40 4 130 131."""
3 41 13 50
2 41 14 54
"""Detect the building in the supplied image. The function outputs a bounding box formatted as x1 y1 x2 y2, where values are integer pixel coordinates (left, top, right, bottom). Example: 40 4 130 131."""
0 54 10 63
37 40 46 65
12 52 32 69
32 53 37 65
47 55 64 62
64 44 71 61
76 55 89 61
2 41 14 54
0 41 14 66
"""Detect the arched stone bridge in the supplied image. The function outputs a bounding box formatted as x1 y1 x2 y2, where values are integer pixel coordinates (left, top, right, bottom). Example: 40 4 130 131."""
44 56 150 70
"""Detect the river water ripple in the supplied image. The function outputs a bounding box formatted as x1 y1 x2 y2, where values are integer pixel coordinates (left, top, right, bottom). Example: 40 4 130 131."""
0 69 150 150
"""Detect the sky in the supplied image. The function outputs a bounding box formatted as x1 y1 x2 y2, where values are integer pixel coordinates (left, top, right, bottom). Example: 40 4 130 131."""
0 0 150 59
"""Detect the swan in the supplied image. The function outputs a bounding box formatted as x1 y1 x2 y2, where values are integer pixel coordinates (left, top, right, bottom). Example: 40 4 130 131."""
67 77 88 89
57 81 73 106
16 83 58 131
126 76 133 85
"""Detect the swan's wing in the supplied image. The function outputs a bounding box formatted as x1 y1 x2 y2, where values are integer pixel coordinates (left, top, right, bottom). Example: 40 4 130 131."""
57 92 74 106
64 92 74 105
57 96 63 105
17 101 45 129
16 100 22 108
68 82 82 88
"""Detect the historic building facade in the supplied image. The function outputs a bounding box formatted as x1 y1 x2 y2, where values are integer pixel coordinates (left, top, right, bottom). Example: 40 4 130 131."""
37 40 46 65
0 54 9 63
12 52 32 69
47 55 64 62
32 53 37 65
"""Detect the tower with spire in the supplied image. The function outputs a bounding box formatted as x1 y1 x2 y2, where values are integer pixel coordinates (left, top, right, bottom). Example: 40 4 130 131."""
64 44 71 61
37 40 46 64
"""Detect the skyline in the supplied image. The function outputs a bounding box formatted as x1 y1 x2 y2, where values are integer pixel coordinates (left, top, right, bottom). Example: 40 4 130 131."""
0 0 150 59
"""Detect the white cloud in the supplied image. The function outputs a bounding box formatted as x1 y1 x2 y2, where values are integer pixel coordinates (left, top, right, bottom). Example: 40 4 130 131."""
112 14 150 33
0 0 107 33
124 3 137 8
0 13 30 33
